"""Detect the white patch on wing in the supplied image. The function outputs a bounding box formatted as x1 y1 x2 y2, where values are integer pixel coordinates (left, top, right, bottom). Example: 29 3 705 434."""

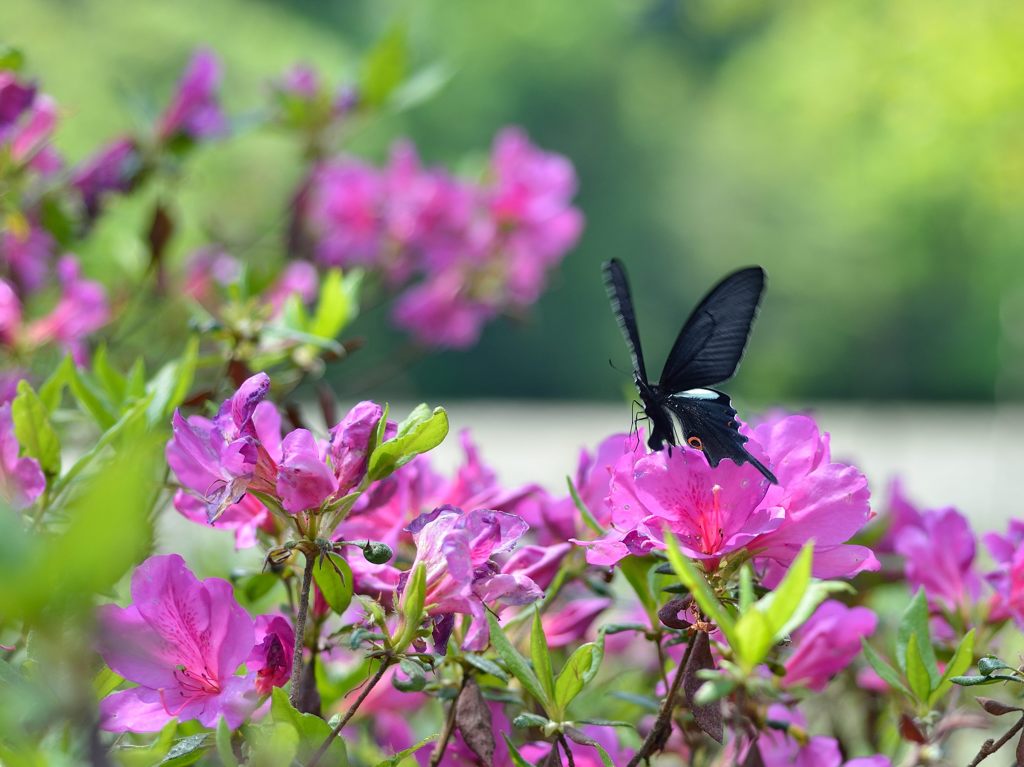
665 407 687 445
677 388 719 400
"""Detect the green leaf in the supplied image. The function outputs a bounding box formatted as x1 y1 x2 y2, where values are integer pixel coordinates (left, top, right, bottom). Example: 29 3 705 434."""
897 590 940 687
372 735 439 767
486 612 550 710
757 541 813 639
663 532 734 635
392 659 427 692
93 667 123 699
309 269 352 340
146 336 199 424
979 657 1014 676
240 572 280 605
619 556 658 622
395 562 426 652
362 25 408 107
93 345 126 405
531 607 556 707
388 62 454 112
312 552 353 615
157 734 212 766
731 609 775 672
11 380 61 476
216 718 239 767
368 405 448 480
950 675 1003 687
930 629 976 706
38 355 73 411
67 365 117 428
463 653 510 682
738 565 755 613
511 712 550 729
861 639 912 698
694 677 737 706
567 476 604 535
554 641 602 713
905 633 932 703
271 687 348 765
504 735 539 767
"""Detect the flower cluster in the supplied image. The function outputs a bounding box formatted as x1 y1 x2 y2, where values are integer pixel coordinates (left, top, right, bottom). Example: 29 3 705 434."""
299 129 583 347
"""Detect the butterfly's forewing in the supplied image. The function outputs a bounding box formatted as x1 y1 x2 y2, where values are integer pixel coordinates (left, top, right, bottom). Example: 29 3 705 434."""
603 259 649 383
663 393 777 484
659 267 766 393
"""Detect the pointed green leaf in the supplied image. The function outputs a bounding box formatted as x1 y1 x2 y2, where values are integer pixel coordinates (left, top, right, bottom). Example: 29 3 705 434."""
757 542 813 638
531 607 556 705
463 653 510 682
619 556 657 622
309 269 352 340
663 532 734 635
861 639 912 698
394 562 426 652
905 633 932 703
372 735 439 767
554 641 602 713
312 552 353 615
504 735 539 767
215 717 239 767
738 565 755 613
930 629 976 706
362 25 408 107
38 355 73 412
93 345 126 405
11 380 60 476
271 687 348 765
487 612 549 709
567 476 604 535
896 590 939 687
732 609 774 672
157 734 212 766
68 365 117 428
368 405 448 479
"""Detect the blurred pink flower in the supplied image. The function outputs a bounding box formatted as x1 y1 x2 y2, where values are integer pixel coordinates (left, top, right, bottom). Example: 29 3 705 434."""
97 554 257 732
520 726 626 767
1 224 55 292
874 479 925 554
248 614 295 695
745 414 878 583
782 600 877 691
9 93 60 173
174 491 273 549
895 505 981 614
263 260 318 316
0 72 36 138
984 520 1024 628
0 401 45 509
541 593 612 648
757 705 891 767
71 137 140 219
307 158 384 267
157 49 226 142
24 255 109 363
392 268 497 348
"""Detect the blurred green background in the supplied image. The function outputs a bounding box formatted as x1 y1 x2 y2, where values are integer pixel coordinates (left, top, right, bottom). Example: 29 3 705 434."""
5 0 1024 404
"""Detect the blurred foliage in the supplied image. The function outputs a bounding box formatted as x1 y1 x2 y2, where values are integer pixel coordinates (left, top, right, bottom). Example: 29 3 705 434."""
3 0 1023 402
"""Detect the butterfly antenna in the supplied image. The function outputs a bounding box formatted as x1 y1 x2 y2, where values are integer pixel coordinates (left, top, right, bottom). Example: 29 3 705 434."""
608 358 628 376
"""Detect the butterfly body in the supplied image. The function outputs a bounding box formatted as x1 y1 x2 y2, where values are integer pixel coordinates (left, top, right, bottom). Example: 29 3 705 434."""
604 259 777 484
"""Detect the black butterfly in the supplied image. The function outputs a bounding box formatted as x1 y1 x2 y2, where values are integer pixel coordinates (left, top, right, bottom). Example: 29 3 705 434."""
603 258 777 484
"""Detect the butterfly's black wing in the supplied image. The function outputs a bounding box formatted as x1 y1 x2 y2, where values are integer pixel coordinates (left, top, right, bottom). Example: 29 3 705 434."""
659 267 766 393
662 391 777 484
602 259 649 383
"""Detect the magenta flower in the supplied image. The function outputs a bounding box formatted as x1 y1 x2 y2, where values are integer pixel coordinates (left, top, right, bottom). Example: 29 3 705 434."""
71 137 140 219
984 520 1024 628
157 49 226 142
307 158 385 267
579 446 780 568
166 372 280 523
757 706 890 767
97 555 257 732
275 401 387 513
874 479 926 554
24 256 109 363
174 491 272 549
248 614 295 695
745 414 878 583
9 93 60 173
541 593 612 648
1 224 55 292
405 506 542 648
520 726 626 767
0 402 45 509
392 269 498 348
0 72 36 138
782 600 877 691
895 505 981 614
0 279 21 346
263 261 318 317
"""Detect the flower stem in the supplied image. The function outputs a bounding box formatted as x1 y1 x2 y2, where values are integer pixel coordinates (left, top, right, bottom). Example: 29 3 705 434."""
626 632 697 767
967 715 1024 767
558 734 576 767
288 552 316 709
428 677 466 767
307 658 392 767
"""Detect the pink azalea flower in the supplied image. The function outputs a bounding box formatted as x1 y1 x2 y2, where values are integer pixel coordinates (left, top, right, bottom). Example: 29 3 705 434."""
0 72 36 138
275 65 320 99
0 279 22 345
405 506 542 649
874 479 925 554
392 268 497 348
263 261 318 317
71 137 140 220
745 414 878 583
757 705 891 767
173 491 273 549
541 593 612 648
156 49 227 142
9 93 60 173
248 614 295 695
306 158 385 267
183 246 242 306
97 554 258 732
782 600 878 691
520 726 626 767
984 520 1024 628
578 446 781 569
275 401 387 513
895 505 981 614
166 372 281 523
0 224 55 293
0 402 45 509
24 255 109 363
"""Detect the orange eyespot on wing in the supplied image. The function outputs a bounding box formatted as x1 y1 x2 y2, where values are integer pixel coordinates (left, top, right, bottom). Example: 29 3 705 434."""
687 435 704 451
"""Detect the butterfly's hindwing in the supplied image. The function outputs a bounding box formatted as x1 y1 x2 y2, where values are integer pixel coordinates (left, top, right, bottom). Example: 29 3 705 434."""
659 267 766 393
661 392 777 483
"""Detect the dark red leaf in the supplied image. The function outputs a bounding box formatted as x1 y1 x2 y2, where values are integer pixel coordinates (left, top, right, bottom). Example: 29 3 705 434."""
683 631 724 743
899 714 927 744
456 678 494 766
658 596 693 630
978 697 1023 717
